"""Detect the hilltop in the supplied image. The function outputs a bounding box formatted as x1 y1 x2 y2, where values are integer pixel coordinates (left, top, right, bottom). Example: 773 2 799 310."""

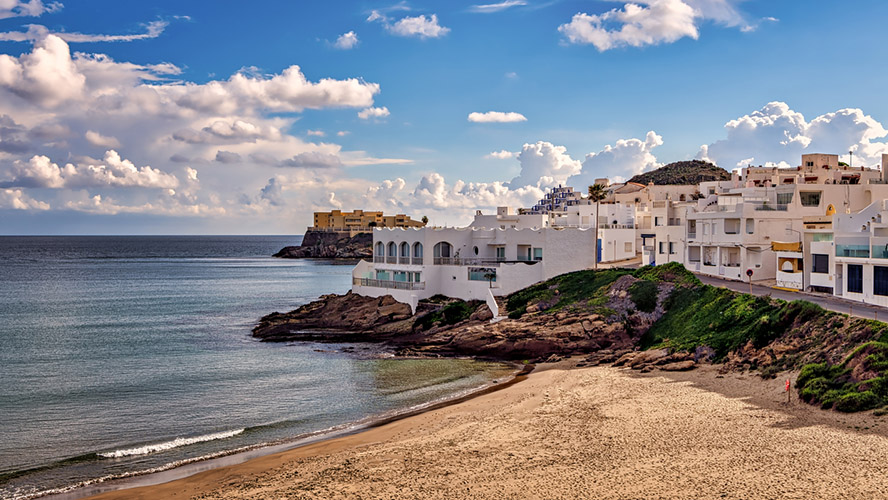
627 160 731 185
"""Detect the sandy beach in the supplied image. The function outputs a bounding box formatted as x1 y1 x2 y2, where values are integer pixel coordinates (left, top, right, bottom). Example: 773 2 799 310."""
85 363 888 500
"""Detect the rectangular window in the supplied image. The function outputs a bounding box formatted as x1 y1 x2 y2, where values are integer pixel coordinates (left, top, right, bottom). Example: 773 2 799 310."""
533 248 543 261
495 247 505 261
659 242 665 254
800 191 821 207
848 264 863 294
812 254 829 274
703 224 709 235
624 242 633 252
806 161 814 167
777 192 793 205
746 219 755 234
875 267 888 296
669 242 676 254
655 216 663 227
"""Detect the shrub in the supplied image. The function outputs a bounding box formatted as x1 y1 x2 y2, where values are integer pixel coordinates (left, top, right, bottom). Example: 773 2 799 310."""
834 391 881 413
628 279 658 313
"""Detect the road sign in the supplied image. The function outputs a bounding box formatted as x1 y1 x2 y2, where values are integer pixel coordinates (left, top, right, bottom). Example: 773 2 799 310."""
746 269 754 277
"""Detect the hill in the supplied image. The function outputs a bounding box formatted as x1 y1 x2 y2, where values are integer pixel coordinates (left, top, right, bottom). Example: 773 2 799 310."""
627 160 730 185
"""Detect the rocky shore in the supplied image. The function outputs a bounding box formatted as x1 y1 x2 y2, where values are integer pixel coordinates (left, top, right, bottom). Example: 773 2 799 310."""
273 230 372 259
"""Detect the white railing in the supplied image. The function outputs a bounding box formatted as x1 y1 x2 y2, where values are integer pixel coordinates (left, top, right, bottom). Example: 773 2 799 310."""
353 277 425 290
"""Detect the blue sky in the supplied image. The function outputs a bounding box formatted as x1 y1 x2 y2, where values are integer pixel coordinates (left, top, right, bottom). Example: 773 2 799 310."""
1 0 887 234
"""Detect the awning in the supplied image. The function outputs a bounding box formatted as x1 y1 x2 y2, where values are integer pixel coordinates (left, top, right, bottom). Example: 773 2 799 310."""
771 241 802 252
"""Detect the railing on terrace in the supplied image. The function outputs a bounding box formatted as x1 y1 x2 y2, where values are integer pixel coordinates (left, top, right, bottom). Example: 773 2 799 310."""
433 257 539 266
812 233 834 242
599 224 636 229
836 245 870 258
753 203 789 211
353 277 425 290
687 232 697 239
722 262 741 267
310 226 377 233
412 257 424 265
373 256 385 263
872 246 888 259
386 256 397 264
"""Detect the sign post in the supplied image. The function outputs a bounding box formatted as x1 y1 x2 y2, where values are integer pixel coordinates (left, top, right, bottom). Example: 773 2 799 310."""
785 379 791 404
746 269 754 295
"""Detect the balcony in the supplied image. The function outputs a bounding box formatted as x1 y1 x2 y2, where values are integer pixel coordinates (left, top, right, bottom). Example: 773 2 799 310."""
412 257 424 265
836 245 870 258
353 277 425 290
872 246 888 259
754 203 789 211
687 232 697 239
373 256 385 263
386 256 397 264
433 257 538 266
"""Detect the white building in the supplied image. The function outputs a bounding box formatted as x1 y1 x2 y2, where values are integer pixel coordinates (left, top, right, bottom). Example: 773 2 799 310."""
351 206 635 312
831 200 888 306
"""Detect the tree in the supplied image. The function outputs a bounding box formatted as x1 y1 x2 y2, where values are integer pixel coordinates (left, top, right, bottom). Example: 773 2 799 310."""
588 183 608 270
421 215 429 225
483 270 497 288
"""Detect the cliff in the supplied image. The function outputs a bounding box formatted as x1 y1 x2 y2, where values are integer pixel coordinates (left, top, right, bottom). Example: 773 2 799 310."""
274 230 372 258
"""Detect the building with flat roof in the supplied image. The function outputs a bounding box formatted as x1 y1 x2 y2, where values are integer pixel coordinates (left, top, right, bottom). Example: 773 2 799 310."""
312 209 425 235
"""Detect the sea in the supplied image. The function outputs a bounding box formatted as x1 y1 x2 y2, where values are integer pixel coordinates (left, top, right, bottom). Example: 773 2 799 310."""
0 236 515 500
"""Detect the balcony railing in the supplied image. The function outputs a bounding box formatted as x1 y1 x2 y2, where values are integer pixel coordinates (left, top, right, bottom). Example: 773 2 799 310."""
352 277 425 290
412 256 424 265
687 232 697 239
836 245 870 258
432 257 539 266
373 256 385 263
872 246 888 259
386 256 397 264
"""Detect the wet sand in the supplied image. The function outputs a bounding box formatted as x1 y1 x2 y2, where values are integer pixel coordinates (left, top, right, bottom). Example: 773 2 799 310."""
85 363 888 499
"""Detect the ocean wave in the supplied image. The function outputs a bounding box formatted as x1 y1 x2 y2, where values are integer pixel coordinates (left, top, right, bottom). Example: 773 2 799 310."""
99 429 245 459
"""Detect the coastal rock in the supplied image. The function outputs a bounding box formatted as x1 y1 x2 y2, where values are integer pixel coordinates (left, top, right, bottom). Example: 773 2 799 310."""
660 360 697 371
274 231 372 259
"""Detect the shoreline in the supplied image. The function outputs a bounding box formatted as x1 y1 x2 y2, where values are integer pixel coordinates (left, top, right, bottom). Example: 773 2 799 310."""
77 361 888 500
34 362 529 500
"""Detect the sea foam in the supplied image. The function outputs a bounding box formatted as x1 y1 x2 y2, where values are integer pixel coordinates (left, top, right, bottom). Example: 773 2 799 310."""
99 429 245 458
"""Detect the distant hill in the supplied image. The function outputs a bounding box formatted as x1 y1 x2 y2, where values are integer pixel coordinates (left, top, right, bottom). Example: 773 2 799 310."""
627 160 731 186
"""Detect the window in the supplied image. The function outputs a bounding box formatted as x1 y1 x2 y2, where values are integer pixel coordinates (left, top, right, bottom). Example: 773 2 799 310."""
413 242 423 258
703 224 709 235
746 219 755 234
433 242 453 258
806 161 814 167
875 267 888 296
848 264 863 294
812 254 829 274
473 246 479 255
659 242 665 254
800 191 821 207
387 242 397 257
777 192 793 205
669 242 676 254
375 242 384 256
655 216 663 227
624 242 633 252
533 248 543 261
495 247 505 261
399 242 409 259
708 188 715 195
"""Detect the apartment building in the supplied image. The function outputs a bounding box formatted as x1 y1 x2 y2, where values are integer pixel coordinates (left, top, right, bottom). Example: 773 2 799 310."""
312 209 425 235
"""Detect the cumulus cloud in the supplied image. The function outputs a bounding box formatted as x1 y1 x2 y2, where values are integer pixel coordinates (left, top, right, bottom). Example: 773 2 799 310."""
468 111 527 123
279 151 342 169
258 177 283 206
358 106 390 120
0 187 49 210
173 119 280 144
214 150 241 164
558 0 758 51
333 31 359 49
0 0 61 20
485 149 517 159
697 101 888 169
84 130 121 149
567 131 663 187
469 1 527 13
2 150 180 189
509 141 582 189
0 34 85 106
368 11 450 39
0 20 168 42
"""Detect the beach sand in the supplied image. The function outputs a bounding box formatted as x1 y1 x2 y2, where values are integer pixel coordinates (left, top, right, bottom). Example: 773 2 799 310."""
86 363 888 499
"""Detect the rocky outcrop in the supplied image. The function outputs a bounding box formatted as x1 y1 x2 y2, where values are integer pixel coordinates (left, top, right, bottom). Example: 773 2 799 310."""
274 231 372 258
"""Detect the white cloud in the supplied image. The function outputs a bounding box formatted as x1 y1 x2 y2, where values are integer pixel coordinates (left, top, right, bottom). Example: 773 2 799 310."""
279 151 342 169
306 129 325 137
468 111 527 123
0 187 49 210
485 149 517 159
173 119 281 144
333 31 359 49
0 20 168 42
697 101 888 169
0 0 61 20
369 12 450 39
567 131 663 188
469 1 527 13
0 34 85 106
3 150 180 189
558 0 758 51
337 130 350 137
84 130 121 149
509 141 582 189
214 150 241 164
358 106 390 120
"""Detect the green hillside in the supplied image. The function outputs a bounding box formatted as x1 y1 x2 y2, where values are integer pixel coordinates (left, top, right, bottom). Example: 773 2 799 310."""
628 160 730 185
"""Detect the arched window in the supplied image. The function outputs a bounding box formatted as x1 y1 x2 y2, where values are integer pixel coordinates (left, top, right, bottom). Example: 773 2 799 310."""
375 242 384 258
399 242 410 262
433 242 453 264
413 242 423 264
387 242 397 263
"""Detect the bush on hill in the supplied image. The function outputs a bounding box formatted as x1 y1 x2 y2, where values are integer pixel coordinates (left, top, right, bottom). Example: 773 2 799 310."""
627 160 730 186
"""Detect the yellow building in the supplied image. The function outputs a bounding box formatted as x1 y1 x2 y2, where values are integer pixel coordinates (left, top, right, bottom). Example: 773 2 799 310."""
312 210 425 234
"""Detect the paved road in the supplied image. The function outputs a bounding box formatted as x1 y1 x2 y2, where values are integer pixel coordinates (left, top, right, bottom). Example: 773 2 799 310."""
695 274 888 321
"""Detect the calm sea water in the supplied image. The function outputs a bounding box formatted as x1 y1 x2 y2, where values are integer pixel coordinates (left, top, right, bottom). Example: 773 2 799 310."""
0 236 513 500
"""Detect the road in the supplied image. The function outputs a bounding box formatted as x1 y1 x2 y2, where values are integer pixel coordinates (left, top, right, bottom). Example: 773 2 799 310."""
695 274 887 321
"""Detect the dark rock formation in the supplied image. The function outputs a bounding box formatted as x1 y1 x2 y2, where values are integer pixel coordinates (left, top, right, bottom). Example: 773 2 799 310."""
274 231 372 258
627 159 730 186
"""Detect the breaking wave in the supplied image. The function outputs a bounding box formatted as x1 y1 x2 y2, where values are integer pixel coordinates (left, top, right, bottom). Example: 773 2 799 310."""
99 429 245 459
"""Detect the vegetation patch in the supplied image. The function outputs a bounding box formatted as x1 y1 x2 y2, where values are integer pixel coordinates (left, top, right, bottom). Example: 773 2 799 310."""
626 160 730 186
414 300 482 331
628 280 658 313
796 341 888 412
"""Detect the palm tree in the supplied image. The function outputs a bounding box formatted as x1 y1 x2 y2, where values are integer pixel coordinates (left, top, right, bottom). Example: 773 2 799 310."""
588 183 607 270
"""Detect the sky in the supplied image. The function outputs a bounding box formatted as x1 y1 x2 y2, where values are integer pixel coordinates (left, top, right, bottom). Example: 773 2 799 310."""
1 0 887 235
